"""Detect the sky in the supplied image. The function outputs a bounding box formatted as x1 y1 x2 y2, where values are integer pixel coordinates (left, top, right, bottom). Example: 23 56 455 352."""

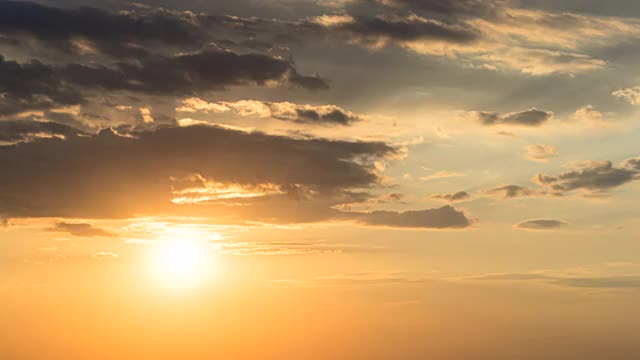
1 0 640 359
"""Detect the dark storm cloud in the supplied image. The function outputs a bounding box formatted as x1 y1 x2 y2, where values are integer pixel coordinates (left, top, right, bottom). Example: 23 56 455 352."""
48 222 116 237
61 49 328 93
0 1 205 58
0 123 473 228
431 191 471 202
534 159 640 194
515 219 568 230
353 0 508 19
0 124 393 220
0 120 83 143
472 108 554 126
0 48 327 117
320 14 479 45
0 55 84 116
353 205 472 229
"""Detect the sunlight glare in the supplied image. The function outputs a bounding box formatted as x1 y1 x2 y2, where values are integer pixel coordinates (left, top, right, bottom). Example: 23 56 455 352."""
147 238 213 289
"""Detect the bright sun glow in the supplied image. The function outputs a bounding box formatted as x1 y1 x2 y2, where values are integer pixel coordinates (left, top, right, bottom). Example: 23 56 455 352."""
148 238 213 289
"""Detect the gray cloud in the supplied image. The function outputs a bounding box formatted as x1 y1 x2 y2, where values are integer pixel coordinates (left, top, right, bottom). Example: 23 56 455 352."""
535 159 640 195
177 98 359 126
0 55 84 116
431 191 471 203
48 222 116 237
0 47 327 117
317 14 479 47
483 185 544 199
0 124 393 221
471 108 554 126
515 219 568 230
352 205 472 229
62 48 328 94
0 120 83 143
0 1 205 58
349 0 508 19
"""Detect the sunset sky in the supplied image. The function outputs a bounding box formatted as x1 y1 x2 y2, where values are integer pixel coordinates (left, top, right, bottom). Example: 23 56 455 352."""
2 0 640 359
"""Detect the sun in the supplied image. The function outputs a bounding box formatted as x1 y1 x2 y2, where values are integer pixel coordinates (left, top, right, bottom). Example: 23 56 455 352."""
147 238 213 289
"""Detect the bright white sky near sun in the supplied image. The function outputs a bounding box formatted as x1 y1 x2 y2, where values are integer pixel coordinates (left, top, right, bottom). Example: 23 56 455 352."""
1 0 640 359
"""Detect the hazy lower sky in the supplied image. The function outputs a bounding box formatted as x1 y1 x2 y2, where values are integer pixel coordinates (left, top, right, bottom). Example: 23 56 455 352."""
1 1 640 359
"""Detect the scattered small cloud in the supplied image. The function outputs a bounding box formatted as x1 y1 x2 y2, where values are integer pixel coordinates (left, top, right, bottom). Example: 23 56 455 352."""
431 191 471 203
470 108 553 127
92 252 119 260
421 171 465 181
526 145 557 162
48 222 116 237
515 219 568 230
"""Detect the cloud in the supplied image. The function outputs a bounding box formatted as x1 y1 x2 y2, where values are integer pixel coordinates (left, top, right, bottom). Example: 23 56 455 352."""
0 1 206 58
572 105 607 126
215 240 343 256
469 272 640 289
470 108 553 126
315 14 480 47
421 171 465 181
359 0 508 19
352 205 472 229
431 191 471 203
612 86 640 105
526 144 557 162
48 222 116 237
92 252 119 260
483 185 544 199
0 120 83 143
473 48 606 75
61 48 328 93
177 98 360 125
0 123 404 225
0 55 84 116
315 271 431 284
552 276 640 289
534 158 640 195
515 219 568 230
0 48 328 118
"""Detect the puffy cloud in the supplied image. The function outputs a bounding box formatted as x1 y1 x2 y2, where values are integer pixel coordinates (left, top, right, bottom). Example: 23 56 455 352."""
526 144 557 162
612 86 640 105
177 98 360 125
534 159 640 195
47 222 116 237
572 105 606 126
431 191 471 203
470 108 553 126
515 219 568 230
